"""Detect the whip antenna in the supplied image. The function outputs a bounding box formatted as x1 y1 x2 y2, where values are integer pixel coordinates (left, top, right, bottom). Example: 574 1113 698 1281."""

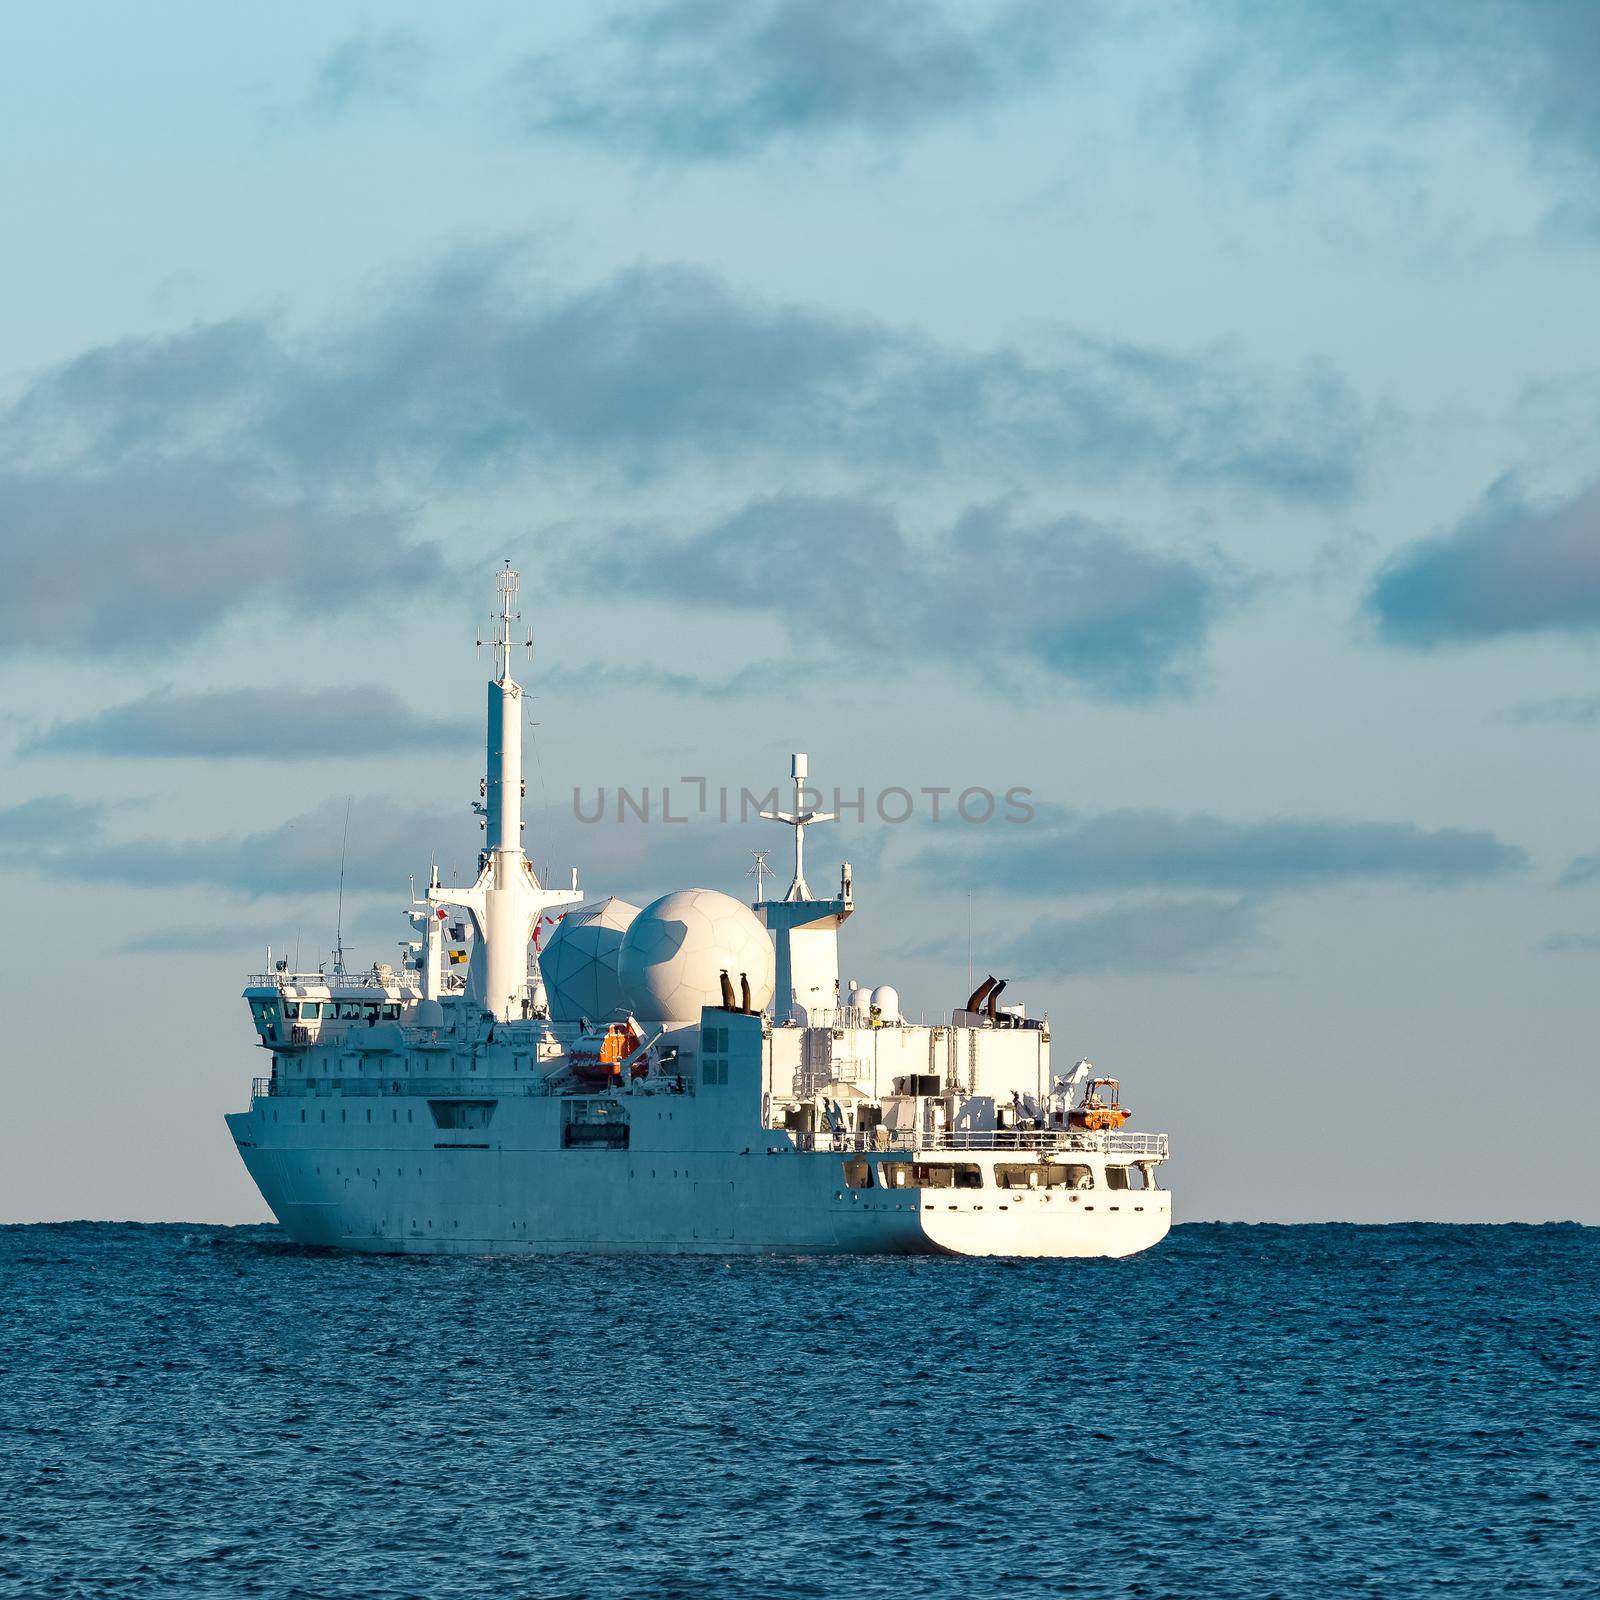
334 796 352 976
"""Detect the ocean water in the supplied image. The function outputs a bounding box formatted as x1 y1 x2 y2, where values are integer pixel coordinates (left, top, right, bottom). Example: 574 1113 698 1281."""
1 1223 1594 1599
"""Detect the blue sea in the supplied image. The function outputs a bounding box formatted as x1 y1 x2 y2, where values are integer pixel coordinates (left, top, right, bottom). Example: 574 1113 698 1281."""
1 1223 1594 1598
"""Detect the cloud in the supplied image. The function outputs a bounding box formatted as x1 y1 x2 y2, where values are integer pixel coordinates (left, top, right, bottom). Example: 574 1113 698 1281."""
121 922 304 955
1007 896 1263 977
1504 694 1600 727
911 805 1528 895
50 797 476 899
23 686 476 760
302 28 430 122
507 0 1093 158
120 901 421 962
906 892 1264 975
1541 930 1600 954
574 497 1246 700
1366 475 1600 647
0 464 443 660
1189 1 1600 223
0 795 106 857
5 255 1369 509
1559 855 1600 890
537 658 811 701
1 251 1365 662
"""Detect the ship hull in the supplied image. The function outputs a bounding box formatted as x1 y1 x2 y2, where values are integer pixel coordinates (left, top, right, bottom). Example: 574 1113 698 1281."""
226 1098 1171 1259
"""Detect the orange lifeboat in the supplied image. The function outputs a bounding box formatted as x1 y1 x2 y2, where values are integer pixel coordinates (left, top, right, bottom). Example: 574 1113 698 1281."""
1067 1077 1130 1131
569 1019 644 1086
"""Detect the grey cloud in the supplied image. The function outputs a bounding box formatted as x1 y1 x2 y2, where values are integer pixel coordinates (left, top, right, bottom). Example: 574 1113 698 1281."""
23 686 476 760
1007 896 1263 977
912 805 1528 895
1504 694 1600 727
303 28 430 121
1559 855 1600 890
0 464 443 659
0 795 105 854
119 902 402 958
575 497 1246 700
53 797 476 899
1192 1 1600 217
6 256 1369 509
539 658 831 701
121 921 304 956
508 0 1092 158
1366 475 1600 648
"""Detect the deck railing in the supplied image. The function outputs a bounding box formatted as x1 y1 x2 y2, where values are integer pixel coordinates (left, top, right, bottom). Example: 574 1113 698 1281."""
789 1127 1169 1158
251 1076 578 1101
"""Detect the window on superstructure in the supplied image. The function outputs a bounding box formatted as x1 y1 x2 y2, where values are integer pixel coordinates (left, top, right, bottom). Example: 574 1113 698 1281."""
1105 1166 1132 1191
842 1159 872 1189
997 1163 1089 1190
703 1053 728 1087
878 1162 982 1190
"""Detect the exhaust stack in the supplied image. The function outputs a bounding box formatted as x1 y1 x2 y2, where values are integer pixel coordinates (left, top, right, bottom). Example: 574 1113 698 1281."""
987 978 1007 1021
965 975 997 1013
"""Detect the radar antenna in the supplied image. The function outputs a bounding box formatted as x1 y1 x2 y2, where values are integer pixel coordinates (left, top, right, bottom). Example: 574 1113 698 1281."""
748 849 773 903
484 558 533 684
759 753 836 902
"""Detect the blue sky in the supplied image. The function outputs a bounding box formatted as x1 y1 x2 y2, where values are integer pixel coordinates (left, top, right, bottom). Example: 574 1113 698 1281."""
2 1 1597 1223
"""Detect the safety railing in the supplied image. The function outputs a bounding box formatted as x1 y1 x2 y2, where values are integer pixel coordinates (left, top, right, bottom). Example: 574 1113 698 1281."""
788 1127 1168 1158
245 970 468 994
250 1075 687 1102
252 1076 562 1100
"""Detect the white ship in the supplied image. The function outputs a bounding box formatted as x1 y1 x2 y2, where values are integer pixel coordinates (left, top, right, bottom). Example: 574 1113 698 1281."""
227 566 1172 1256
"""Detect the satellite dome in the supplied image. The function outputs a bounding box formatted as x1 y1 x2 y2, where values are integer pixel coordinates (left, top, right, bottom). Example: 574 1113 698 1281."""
871 984 901 1022
540 897 641 1024
617 889 775 1025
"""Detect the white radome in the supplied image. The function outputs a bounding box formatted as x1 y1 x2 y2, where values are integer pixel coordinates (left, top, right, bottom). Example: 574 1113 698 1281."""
618 888 776 1025
540 897 641 1024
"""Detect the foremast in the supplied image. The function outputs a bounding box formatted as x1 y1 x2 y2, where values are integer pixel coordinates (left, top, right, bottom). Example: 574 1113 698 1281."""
428 563 582 1020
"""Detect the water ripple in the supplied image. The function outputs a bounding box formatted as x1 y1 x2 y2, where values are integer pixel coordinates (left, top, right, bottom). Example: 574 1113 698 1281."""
0 1223 1594 1597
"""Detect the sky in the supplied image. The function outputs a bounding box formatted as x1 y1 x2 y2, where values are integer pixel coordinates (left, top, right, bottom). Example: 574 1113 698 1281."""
2 0 1598 1225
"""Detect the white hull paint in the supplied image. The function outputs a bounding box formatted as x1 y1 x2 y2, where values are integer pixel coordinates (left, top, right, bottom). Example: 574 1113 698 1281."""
228 1094 1171 1259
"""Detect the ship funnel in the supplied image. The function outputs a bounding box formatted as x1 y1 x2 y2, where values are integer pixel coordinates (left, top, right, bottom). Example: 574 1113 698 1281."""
719 970 738 1010
987 978 1007 1021
740 972 753 1014
966 975 997 1013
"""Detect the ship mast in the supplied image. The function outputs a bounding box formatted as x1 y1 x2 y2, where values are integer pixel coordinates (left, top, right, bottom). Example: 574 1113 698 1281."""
427 561 582 1021
756 753 852 1024
760 753 836 902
